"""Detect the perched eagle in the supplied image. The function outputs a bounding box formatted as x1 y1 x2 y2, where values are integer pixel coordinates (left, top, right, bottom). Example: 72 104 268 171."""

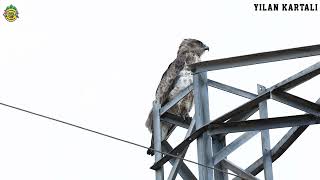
145 39 209 155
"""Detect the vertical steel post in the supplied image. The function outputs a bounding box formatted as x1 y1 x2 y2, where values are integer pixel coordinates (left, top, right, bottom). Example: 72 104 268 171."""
212 136 229 180
153 101 164 180
257 85 273 180
193 72 213 180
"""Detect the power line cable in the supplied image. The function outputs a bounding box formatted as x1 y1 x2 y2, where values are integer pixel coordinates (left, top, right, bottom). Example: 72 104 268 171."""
0 101 250 179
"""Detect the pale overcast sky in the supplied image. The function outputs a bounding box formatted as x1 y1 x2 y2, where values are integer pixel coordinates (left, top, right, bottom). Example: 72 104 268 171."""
0 0 319 179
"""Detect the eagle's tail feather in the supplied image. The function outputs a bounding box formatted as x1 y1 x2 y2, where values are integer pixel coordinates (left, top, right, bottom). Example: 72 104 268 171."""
147 124 176 156
146 109 179 156
145 110 153 132
146 110 155 156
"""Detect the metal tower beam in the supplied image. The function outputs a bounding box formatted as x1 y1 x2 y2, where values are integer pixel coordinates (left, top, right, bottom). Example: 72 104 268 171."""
161 112 191 129
167 117 196 180
190 44 320 73
212 136 228 180
153 101 164 180
162 141 197 180
232 98 320 180
207 80 258 99
150 44 320 180
257 85 273 180
151 61 320 171
221 160 258 180
193 72 213 180
271 91 320 117
213 131 259 165
208 114 320 135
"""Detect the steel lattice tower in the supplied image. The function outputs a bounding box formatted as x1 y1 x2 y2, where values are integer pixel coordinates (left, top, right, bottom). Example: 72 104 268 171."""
149 44 320 180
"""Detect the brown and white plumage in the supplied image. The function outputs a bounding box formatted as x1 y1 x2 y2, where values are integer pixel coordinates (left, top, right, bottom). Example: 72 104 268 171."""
145 39 209 155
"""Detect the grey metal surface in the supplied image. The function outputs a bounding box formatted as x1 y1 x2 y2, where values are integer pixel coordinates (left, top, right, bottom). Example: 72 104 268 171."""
190 44 320 73
208 114 320 135
168 117 196 180
232 126 308 180
221 160 259 180
207 80 258 99
168 149 188 180
232 98 320 179
193 72 213 180
219 107 259 138
271 91 320 117
161 112 191 129
212 93 269 124
213 131 259 165
153 101 164 180
228 61 320 122
212 136 229 180
150 128 204 170
228 107 258 123
162 141 197 180
257 85 273 180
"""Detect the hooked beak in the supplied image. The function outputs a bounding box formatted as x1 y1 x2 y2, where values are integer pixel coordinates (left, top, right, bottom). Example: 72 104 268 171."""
204 45 209 51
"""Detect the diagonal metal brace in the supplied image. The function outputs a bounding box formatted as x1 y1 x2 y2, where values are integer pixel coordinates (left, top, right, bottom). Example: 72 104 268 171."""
271 91 320 117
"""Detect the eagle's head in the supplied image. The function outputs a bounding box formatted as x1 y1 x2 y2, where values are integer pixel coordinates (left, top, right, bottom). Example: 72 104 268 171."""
177 39 209 57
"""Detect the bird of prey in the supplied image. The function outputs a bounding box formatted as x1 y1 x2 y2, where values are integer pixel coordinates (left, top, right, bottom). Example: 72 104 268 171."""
145 39 209 155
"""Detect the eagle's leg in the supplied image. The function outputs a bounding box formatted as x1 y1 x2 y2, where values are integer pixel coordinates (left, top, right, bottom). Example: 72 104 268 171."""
182 112 191 120
179 102 192 121
147 135 155 156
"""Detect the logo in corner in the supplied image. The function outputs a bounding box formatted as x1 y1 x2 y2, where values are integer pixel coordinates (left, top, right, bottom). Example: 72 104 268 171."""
3 5 19 22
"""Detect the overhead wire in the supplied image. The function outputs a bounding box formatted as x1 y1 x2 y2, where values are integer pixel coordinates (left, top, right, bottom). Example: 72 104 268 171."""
0 101 250 179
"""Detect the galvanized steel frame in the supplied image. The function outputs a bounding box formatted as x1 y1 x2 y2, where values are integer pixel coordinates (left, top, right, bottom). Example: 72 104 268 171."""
150 44 320 180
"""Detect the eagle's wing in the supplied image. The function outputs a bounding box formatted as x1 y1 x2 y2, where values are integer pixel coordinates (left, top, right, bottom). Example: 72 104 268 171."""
156 55 188 106
146 54 193 155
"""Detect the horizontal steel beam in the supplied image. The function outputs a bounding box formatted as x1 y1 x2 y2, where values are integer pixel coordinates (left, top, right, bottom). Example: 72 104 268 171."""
221 160 259 180
271 91 320 117
207 79 258 99
161 112 191 129
208 114 320 135
190 44 320 73
160 84 193 115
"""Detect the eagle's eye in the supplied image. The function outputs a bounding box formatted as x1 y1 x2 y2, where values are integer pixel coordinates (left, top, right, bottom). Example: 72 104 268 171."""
193 40 202 46
188 43 195 48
